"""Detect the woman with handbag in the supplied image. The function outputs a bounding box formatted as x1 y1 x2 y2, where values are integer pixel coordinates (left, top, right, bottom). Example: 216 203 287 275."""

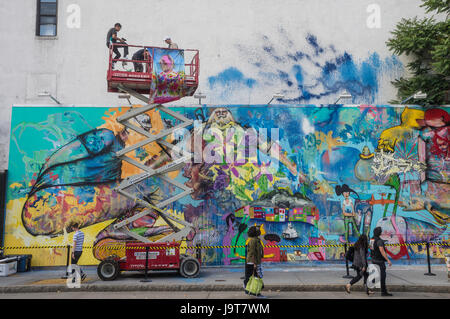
244 226 265 297
345 234 374 295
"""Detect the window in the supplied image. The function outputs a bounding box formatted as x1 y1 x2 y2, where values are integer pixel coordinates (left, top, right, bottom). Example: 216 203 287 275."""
36 0 58 36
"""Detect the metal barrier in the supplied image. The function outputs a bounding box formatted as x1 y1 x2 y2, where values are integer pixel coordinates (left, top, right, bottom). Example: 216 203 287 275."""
61 244 71 279
342 243 353 279
424 242 436 276
140 246 152 283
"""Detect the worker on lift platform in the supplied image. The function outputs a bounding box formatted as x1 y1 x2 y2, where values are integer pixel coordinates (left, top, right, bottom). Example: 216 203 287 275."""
164 36 179 49
107 23 129 69
132 48 151 72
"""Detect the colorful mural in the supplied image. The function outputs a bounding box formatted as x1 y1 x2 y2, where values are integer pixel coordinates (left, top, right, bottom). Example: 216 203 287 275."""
3 105 449 266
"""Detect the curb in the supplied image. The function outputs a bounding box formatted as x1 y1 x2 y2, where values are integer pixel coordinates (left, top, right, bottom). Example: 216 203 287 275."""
1 284 449 294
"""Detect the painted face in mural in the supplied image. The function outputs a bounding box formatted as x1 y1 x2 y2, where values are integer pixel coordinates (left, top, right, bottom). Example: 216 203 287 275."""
417 108 450 159
208 108 235 129
417 108 449 129
160 55 174 73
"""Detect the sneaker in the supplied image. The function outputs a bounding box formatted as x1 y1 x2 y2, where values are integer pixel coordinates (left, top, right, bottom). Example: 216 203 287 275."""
381 292 393 297
256 294 267 299
244 290 249 295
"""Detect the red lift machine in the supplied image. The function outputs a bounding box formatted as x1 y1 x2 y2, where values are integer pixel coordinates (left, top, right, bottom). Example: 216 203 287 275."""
97 43 200 281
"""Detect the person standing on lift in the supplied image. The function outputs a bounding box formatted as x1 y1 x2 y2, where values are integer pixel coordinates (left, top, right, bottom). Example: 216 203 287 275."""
107 23 129 69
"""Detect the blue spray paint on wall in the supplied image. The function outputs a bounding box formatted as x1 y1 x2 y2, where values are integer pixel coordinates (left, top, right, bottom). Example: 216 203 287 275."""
208 67 257 89
209 29 403 104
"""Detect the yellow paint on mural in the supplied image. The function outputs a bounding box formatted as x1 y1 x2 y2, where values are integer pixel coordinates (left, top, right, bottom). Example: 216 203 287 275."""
99 106 179 179
315 130 345 154
4 106 187 267
4 196 116 266
377 107 424 152
9 183 24 188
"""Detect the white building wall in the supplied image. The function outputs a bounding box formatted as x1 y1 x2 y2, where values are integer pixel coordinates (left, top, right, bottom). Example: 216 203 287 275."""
0 0 438 169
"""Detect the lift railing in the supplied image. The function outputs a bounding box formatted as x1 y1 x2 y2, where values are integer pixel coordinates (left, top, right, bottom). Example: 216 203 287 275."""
184 50 200 85
107 43 199 82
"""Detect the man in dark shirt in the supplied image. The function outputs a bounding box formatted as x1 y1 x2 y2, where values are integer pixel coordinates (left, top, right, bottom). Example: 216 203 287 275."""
132 48 151 72
370 226 393 296
106 23 129 68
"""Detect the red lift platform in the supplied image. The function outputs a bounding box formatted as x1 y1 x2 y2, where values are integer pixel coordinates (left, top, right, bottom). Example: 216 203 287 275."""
107 43 199 104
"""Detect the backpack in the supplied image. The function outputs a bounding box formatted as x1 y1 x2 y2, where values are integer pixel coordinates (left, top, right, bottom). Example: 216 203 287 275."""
346 246 355 262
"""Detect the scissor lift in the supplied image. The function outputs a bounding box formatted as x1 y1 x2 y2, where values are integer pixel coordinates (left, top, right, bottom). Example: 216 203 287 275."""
97 43 201 280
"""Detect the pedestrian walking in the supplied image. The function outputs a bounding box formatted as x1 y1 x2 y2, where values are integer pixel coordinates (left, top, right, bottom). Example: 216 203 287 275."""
369 226 393 296
71 222 86 281
345 234 373 295
244 225 265 297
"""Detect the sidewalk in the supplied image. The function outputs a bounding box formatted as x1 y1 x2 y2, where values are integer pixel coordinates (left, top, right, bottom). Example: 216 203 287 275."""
0 263 449 293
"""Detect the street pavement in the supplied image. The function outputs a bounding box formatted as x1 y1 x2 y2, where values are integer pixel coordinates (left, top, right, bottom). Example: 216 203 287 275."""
0 291 448 299
0 263 448 296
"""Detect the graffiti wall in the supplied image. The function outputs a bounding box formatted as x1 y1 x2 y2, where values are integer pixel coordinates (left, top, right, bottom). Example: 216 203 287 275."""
4 105 449 266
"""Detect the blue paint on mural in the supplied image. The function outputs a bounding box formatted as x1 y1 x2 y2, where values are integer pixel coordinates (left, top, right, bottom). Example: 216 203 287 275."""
208 67 257 89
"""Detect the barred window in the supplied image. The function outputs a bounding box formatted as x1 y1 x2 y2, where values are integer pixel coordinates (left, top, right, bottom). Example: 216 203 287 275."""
36 0 58 36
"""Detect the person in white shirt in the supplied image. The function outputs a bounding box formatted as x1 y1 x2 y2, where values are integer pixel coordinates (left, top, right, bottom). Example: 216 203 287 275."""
71 222 86 281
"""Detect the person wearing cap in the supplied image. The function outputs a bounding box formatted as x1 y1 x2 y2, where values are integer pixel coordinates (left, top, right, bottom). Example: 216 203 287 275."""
164 37 179 49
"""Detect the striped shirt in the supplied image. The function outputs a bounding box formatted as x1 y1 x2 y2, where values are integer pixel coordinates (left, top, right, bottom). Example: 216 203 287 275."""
73 230 85 252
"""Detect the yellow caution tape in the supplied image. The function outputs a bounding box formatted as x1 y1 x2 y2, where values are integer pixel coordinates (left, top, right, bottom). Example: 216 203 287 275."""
0 242 448 251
